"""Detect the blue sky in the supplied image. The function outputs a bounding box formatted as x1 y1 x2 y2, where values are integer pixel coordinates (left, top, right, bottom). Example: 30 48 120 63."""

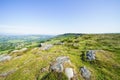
0 0 120 34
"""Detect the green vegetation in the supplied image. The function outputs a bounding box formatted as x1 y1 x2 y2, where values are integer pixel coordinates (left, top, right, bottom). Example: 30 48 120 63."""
0 35 53 54
0 33 120 80
41 72 68 80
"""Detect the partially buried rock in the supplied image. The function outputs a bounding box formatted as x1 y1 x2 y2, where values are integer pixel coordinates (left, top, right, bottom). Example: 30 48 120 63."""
65 68 74 80
80 66 91 80
86 50 96 61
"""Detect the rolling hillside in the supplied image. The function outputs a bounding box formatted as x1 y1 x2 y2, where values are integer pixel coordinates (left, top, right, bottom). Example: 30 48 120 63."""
0 33 120 80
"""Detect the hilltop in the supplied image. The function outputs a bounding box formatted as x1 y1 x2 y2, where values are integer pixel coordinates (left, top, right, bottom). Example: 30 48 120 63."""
0 33 120 80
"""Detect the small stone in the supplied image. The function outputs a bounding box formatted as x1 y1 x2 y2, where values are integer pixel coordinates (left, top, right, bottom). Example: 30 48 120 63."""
80 66 91 79
86 50 96 61
65 68 74 80
41 68 48 73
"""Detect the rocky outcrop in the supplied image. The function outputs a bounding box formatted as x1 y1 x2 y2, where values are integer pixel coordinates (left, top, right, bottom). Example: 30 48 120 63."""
40 43 53 50
50 56 70 72
80 66 91 80
0 54 12 62
50 56 76 80
86 50 96 61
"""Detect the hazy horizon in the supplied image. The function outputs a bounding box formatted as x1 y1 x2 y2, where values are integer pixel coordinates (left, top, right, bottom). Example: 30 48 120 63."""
0 0 120 34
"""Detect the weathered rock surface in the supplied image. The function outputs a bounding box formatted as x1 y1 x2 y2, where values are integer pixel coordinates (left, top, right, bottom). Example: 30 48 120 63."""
0 55 12 62
86 50 96 61
80 66 91 80
65 68 74 80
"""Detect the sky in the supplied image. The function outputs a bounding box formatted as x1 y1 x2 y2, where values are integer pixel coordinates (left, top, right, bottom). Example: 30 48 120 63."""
0 0 120 35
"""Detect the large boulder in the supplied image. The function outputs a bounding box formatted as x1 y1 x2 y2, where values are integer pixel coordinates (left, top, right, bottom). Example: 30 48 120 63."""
80 66 91 80
0 55 12 62
65 68 74 80
86 50 96 61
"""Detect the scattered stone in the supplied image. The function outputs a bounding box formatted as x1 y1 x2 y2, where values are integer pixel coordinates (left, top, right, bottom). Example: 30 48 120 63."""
86 50 96 61
80 66 91 80
0 55 12 62
65 68 74 80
